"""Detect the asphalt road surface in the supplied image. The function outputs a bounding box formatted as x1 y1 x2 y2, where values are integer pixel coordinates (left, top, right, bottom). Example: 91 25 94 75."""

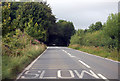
17 47 120 80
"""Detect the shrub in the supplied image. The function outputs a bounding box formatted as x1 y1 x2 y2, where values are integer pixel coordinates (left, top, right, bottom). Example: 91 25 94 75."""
2 29 33 56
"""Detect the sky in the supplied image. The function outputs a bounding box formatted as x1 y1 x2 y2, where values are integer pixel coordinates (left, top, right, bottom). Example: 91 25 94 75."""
47 0 119 29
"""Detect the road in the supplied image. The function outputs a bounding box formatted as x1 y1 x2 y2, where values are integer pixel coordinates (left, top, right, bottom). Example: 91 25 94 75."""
17 47 120 80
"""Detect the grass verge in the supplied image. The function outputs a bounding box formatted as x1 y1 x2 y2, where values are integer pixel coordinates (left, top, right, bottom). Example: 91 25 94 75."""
69 44 119 62
2 44 46 79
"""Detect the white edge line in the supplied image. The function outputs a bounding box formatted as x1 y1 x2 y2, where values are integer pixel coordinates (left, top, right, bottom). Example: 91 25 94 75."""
78 60 91 68
68 48 120 63
16 47 48 80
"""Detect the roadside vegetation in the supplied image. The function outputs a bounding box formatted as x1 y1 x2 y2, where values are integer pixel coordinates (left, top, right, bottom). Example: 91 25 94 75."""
1 1 119 80
2 2 75 79
69 13 120 61
2 2 49 79
69 45 118 61
2 31 46 79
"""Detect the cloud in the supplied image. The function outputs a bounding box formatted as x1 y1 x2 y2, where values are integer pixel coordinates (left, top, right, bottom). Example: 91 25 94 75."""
47 0 118 29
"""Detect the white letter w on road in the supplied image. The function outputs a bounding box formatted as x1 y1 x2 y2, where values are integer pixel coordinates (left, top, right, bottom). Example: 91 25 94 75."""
74 70 99 79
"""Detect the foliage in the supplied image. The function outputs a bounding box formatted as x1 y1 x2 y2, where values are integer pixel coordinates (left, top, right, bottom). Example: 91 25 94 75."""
2 29 46 79
69 45 119 61
2 2 76 80
2 2 22 36
70 13 119 49
103 13 119 48
2 2 56 42
48 20 75 46
25 18 47 42
70 13 119 61
87 21 102 32
0 23 1 36
70 29 84 45
16 2 56 42
2 2 75 46
2 2 12 36
2 29 33 56
2 44 46 79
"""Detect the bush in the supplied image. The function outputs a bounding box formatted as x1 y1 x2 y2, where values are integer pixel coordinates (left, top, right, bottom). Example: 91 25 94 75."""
2 29 33 56
69 13 119 61
2 29 47 79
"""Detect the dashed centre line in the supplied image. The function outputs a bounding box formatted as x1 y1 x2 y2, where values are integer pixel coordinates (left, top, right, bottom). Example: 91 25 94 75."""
78 60 91 68
19 48 109 80
62 50 91 69
62 49 109 81
62 50 74 57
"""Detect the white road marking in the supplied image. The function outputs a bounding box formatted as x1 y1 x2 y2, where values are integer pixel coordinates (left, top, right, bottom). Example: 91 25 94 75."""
48 47 60 48
98 74 109 81
42 77 57 79
39 70 57 79
21 76 26 79
58 70 75 79
73 56 79 59
70 56 75 57
20 69 109 80
17 49 48 79
74 70 99 79
72 48 120 63
67 53 71 56
21 70 39 79
62 50 68 53
62 50 76 58
39 70 45 79
63 50 91 69
38 71 41 73
25 49 47 70
78 60 91 68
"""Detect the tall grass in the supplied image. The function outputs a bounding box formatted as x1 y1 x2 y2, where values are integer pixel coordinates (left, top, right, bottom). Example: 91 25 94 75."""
69 44 119 61
2 44 46 79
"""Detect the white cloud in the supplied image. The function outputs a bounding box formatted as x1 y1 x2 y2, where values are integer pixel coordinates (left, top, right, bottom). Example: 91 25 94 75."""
47 0 118 29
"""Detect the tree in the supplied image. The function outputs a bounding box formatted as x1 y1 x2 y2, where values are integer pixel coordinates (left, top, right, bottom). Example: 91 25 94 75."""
2 2 22 36
94 22 102 30
48 20 75 46
16 2 56 42
2 2 12 36
118 12 120 60
88 22 102 32
25 18 47 42
104 13 119 48
88 23 95 32
70 29 84 45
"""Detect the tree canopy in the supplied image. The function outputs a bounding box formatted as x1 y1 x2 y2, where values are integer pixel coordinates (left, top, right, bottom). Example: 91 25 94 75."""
2 2 75 46
70 13 119 49
87 21 102 32
48 20 75 46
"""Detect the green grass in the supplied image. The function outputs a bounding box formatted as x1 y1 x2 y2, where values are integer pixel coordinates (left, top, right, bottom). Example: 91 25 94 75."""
0 36 2 80
69 44 119 61
2 44 46 79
